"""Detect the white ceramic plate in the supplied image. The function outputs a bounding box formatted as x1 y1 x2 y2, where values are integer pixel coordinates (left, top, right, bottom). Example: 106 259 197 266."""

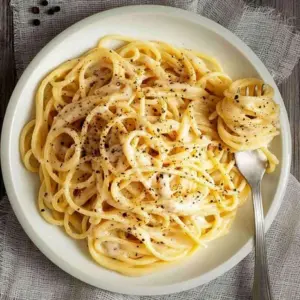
1 5 291 296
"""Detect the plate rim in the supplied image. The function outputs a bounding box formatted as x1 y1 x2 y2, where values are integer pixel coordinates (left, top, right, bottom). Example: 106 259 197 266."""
1 4 292 296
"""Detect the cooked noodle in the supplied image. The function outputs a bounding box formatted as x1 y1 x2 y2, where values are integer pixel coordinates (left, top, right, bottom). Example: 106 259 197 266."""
20 35 280 276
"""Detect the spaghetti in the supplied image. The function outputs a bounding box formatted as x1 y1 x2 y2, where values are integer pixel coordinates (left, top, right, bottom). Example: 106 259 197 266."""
20 35 280 276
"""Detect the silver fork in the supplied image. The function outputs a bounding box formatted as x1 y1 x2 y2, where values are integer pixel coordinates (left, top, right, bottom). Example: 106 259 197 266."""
235 84 273 300
235 151 272 300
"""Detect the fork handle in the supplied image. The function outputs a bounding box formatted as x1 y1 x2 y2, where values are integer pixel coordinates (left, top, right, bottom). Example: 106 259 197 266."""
252 181 273 300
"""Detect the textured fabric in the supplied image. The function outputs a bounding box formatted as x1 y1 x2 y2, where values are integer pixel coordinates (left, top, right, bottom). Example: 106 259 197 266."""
1 0 300 299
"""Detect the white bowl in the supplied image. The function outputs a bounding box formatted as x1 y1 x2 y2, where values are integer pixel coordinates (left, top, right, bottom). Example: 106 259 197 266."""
1 5 291 296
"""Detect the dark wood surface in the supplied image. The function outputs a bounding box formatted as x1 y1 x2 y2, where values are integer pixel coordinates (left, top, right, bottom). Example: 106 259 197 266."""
0 0 16 198
0 0 299 200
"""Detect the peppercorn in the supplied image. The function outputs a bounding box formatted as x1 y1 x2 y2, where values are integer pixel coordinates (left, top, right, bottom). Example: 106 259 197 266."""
32 19 41 26
31 7 40 14
47 8 55 15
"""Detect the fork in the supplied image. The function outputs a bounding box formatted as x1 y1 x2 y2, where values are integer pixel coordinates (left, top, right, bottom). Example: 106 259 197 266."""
234 85 273 300
235 150 272 300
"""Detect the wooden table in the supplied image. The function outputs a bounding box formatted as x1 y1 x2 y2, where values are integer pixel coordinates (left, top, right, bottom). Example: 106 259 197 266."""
0 0 299 199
